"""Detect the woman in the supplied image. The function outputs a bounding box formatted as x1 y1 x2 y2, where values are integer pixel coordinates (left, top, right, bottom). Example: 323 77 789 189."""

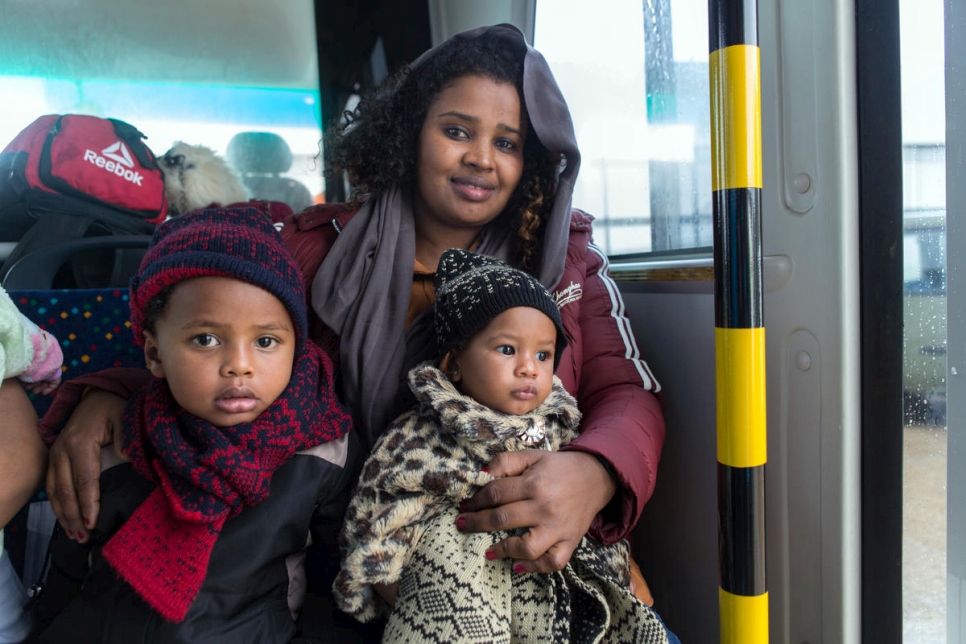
37 22 665 632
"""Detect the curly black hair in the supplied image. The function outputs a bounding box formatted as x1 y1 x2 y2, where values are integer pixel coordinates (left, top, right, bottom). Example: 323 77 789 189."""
325 32 561 270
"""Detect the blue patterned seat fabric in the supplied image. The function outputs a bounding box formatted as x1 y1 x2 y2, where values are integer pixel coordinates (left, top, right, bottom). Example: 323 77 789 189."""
10 288 141 418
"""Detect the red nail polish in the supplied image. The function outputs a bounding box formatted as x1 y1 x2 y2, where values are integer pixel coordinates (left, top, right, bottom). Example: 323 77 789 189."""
481 466 489 473
65 529 74 539
485 550 496 561
456 515 467 531
459 500 467 512
513 564 525 574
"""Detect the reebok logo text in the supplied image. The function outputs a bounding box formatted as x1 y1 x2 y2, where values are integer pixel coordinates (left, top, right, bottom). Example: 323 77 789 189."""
83 142 144 186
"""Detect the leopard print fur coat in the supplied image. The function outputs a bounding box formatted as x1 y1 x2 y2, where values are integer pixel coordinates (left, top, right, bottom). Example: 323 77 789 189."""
333 362 582 621
333 364 669 643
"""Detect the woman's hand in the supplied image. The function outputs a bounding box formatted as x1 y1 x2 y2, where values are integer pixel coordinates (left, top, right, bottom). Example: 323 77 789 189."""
46 389 128 542
459 450 617 574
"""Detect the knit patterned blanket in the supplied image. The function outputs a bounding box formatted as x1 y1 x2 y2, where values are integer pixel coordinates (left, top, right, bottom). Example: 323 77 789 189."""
334 363 668 643
384 509 668 643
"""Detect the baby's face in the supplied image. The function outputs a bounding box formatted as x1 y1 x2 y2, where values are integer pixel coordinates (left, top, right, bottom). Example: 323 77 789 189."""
450 306 557 415
142 276 296 426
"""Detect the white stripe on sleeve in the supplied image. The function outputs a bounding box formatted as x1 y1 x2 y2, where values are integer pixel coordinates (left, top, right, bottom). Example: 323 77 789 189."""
589 244 661 392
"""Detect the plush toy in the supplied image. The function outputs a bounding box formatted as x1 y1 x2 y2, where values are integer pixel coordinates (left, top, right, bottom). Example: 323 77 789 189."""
160 142 250 216
0 286 62 394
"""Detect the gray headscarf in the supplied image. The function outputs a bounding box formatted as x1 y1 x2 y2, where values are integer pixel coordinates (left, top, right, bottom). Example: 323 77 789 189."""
311 24 581 449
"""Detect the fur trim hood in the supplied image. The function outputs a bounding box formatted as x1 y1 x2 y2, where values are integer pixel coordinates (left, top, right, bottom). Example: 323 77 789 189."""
407 363 581 454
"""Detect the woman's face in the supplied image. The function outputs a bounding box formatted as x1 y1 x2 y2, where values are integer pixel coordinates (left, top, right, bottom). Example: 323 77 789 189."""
414 74 526 237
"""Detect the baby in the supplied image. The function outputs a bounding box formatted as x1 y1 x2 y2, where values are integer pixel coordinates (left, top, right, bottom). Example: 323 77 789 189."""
334 248 669 643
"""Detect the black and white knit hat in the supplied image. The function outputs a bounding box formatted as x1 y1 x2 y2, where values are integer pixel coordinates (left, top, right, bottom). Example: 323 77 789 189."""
434 248 567 369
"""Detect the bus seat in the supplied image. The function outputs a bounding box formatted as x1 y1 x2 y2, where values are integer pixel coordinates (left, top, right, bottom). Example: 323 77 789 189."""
4 286 141 589
8 287 140 418
1 236 151 291
226 132 314 213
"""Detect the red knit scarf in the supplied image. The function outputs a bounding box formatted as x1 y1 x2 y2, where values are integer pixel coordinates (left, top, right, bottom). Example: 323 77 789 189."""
101 341 352 622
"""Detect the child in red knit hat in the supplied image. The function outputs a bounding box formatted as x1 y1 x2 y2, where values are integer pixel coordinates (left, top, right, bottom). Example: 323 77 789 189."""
32 207 360 643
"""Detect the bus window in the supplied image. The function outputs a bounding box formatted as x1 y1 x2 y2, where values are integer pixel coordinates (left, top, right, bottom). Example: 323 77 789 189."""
0 2 325 209
903 221 946 296
902 216 947 427
534 0 711 256
899 0 947 639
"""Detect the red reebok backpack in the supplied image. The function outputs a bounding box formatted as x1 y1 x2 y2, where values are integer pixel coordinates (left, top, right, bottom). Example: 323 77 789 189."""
0 114 169 287
1 114 168 224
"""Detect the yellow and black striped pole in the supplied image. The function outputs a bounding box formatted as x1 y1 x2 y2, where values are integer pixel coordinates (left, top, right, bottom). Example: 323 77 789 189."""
708 0 768 642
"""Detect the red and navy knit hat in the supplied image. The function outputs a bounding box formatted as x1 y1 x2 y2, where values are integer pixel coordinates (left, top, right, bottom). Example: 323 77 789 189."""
129 207 307 346
434 248 567 369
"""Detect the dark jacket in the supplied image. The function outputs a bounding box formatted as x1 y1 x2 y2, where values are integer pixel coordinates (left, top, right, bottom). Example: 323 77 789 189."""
33 432 363 644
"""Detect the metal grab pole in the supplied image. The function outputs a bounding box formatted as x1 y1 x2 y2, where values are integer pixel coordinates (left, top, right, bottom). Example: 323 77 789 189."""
708 0 768 642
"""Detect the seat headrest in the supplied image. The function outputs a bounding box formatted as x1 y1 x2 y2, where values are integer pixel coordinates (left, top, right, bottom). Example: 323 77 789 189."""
226 132 293 174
